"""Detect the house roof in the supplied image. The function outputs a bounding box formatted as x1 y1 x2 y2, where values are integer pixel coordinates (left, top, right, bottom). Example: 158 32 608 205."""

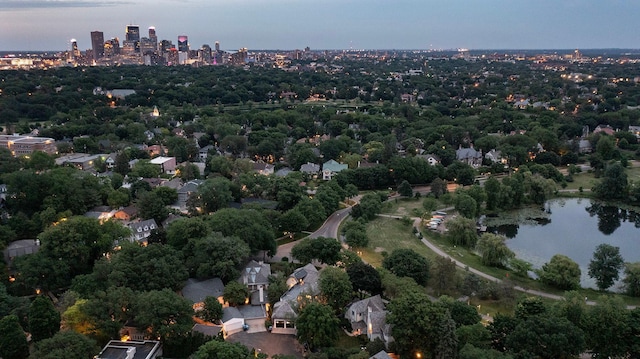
238 304 266 319
182 277 225 304
191 324 221 338
370 351 393 359
275 167 293 177
347 295 385 317
128 219 158 234
4 239 39 265
272 300 298 320
369 311 388 336
149 156 175 165
240 260 271 287
456 147 482 160
222 307 244 323
299 162 320 173
281 263 320 303
95 340 161 359
322 159 348 173
177 179 205 194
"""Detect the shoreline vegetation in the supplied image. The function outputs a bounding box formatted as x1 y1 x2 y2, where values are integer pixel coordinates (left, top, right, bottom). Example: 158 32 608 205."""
364 189 640 311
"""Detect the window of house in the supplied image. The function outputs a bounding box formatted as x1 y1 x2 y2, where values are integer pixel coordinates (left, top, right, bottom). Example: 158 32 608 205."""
275 320 285 328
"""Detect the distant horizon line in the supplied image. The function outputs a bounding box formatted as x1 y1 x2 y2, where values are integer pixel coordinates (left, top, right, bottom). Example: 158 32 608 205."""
2 47 640 54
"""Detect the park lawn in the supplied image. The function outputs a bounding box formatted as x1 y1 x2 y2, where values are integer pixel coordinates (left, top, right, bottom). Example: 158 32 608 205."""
381 197 431 218
563 171 599 191
361 217 434 267
627 165 640 183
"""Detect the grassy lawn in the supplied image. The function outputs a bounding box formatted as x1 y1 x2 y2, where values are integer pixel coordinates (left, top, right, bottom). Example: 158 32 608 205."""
381 197 446 218
334 331 364 350
361 217 432 267
563 171 599 191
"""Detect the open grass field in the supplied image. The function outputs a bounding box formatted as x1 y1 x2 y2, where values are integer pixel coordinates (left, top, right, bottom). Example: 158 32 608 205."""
360 217 432 267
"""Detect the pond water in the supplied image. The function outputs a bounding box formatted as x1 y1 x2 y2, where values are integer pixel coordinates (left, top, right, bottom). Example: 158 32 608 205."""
485 198 640 290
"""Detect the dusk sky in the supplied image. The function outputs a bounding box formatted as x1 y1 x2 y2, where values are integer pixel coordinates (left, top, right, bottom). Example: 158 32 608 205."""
1 0 640 51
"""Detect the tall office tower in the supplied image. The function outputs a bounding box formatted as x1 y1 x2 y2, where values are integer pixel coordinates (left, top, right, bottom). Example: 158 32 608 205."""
200 44 212 63
215 41 220 52
70 39 81 58
178 36 189 52
159 40 173 54
126 25 140 53
148 27 158 51
91 31 105 59
103 37 120 57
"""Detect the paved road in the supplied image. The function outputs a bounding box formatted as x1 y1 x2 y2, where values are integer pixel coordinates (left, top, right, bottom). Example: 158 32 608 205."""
271 207 353 262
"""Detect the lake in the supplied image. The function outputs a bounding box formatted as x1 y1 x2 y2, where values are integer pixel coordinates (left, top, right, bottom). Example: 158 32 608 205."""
485 198 640 290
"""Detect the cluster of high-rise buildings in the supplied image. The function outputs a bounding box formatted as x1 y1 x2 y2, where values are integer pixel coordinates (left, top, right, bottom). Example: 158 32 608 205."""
76 25 230 66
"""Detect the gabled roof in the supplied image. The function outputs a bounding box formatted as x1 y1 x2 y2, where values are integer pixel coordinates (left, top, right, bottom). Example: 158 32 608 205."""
128 219 157 233
322 159 348 173
370 350 393 359
300 162 320 173
177 179 204 194
241 260 271 286
272 300 298 319
182 277 225 303
222 307 244 323
456 146 482 160
347 294 385 316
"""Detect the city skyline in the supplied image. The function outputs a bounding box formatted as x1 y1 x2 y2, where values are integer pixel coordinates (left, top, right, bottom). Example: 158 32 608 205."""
2 0 640 51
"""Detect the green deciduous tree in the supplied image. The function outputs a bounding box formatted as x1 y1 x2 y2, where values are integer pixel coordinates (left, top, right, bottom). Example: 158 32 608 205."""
346 261 382 296
182 233 250 281
388 290 450 358
166 217 210 250
382 248 430 285
28 295 60 342
223 281 249 307
319 267 353 313
134 289 194 341
623 262 640 297
291 237 342 265
446 217 478 248
588 243 624 291
296 302 339 351
476 234 515 268
207 208 276 255
505 314 585 359
0 315 29 359
539 254 581 290
193 339 251 359
584 296 631 358
29 331 98 359
397 180 413 197
594 162 628 200
197 296 223 323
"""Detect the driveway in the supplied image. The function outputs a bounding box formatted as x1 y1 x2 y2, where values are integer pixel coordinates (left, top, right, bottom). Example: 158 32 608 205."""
227 331 303 358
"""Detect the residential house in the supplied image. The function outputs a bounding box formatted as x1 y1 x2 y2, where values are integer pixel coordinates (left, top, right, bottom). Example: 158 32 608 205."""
127 219 158 245
629 125 640 139
175 180 204 210
104 153 117 169
275 167 293 177
322 159 348 180
95 340 162 359
370 351 393 359
0 183 6 206
300 162 320 175
271 263 320 335
456 145 483 168
191 324 221 338
114 205 138 221
253 161 275 176
240 260 271 291
222 307 245 338
149 156 176 174
484 149 507 165
55 153 103 171
594 124 615 136
416 154 440 166
345 295 394 346
4 239 39 273
84 206 116 222
182 277 226 310
198 145 215 162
